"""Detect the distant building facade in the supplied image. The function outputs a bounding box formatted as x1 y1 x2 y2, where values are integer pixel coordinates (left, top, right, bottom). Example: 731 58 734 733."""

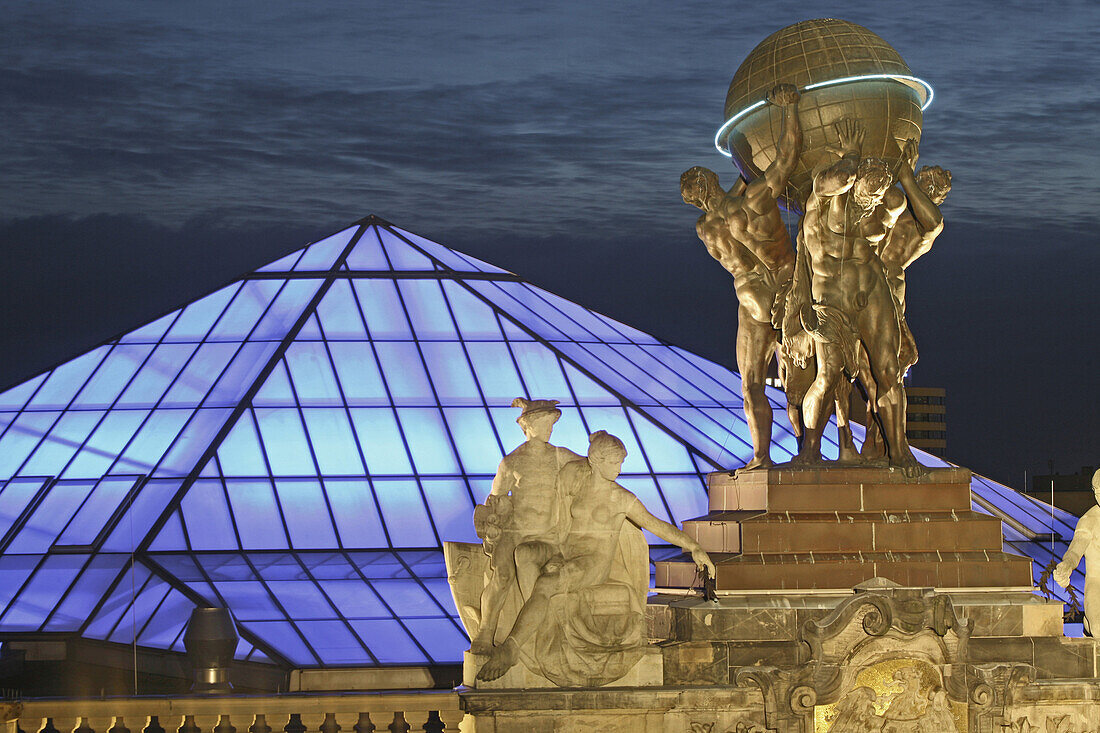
1027 466 1097 517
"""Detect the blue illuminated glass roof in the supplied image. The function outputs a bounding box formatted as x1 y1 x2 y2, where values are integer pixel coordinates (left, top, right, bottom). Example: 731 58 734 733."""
0 215 1079 667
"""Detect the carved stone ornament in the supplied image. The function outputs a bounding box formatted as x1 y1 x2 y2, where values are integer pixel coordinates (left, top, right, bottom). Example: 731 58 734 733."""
730 585 1036 733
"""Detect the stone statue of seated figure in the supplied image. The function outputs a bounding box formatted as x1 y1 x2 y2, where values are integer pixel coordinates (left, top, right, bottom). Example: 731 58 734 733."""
476 430 716 686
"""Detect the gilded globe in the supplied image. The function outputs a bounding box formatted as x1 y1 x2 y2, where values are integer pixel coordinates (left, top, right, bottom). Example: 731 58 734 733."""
718 19 931 211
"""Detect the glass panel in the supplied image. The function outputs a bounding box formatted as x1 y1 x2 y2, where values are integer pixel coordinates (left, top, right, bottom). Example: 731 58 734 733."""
393 227 508 273
442 408 502 475
255 408 316 475
285 342 343 406
396 408 460 474
252 279 321 340
256 249 303 273
626 408 695 473
529 285 625 342
22 410 103 477
0 411 60 479
182 480 238 551
116 343 199 408
373 479 434 547
421 343 481 405
0 478 48 539
594 310 660 345
564 342 678 405
115 409 192 474
211 581 283 621
239 620 315 664
201 343 278 409
297 314 323 340
253 361 296 407
352 280 412 340
608 344 714 405
226 479 289 549
467 281 564 341
0 374 47 411
325 479 387 549
0 556 39 617
156 408 232 476
293 226 357 270
559 361 617 405
316 280 368 339
165 284 240 342
275 479 338 548
297 619 371 664
508 342 570 399
120 310 179 344
372 578 438 614
29 346 111 409
498 282 594 341
421 478 476 544
57 477 135 545
317 579 388 617
161 342 239 407
351 618 426 664
109 576 174 644
378 229 436 270
344 227 390 270
71 345 154 409
44 554 127 631
403 617 467 662
397 280 457 339
136 589 195 647
301 408 364 475
656 476 709 526
328 343 388 406
266 579 331 616
500 316 534 341
208 280 283 341
349 408 413 475
82 566 148 639
465 342 525 406
217 413 269 476
148 510 188 550
63 410 148 479
375 343 434 404
102 479 182 551
442 280 503 339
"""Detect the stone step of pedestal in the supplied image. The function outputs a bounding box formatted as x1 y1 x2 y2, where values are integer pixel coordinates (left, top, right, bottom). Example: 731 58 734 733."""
708 466 973 513
656 548 1033 591
682 509 1004 554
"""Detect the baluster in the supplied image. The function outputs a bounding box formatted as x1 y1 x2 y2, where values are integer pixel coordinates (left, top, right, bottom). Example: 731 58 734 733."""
190 717 220 733
272 715 297 733
362 713 392 733
328 714 356 733
350 714 371 733
82 717 113 733
402 712 429 733
108 717 131 733
213 717 234 733
436 712 464 733
296 715 322 733
247 716 270 733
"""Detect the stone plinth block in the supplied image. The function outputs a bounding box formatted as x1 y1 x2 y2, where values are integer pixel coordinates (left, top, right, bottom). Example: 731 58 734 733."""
464 645 662 690
707 466 973 513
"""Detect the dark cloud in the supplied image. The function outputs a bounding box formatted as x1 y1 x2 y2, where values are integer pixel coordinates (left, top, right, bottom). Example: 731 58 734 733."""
2 1 1099 487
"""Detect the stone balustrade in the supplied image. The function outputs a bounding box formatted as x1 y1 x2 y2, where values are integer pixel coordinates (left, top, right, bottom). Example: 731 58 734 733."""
0 691 465 733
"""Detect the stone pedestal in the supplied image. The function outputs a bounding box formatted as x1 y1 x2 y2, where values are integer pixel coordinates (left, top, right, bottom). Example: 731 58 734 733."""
656 467 1033 591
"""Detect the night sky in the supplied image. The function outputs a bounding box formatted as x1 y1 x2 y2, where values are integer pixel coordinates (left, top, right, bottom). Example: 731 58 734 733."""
2 1 1097 489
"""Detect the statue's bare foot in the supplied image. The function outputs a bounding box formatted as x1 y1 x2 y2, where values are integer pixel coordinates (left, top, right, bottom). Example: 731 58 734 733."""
739 455 774 472
893 456 927 479
476 638 519 682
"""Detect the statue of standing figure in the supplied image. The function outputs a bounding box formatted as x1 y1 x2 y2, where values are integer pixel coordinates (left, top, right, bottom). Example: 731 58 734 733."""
680 83 802 469
784 119 923 476
1054 468 1100 636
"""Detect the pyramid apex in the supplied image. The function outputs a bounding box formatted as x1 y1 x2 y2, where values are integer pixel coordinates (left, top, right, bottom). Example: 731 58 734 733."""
355 213 391 226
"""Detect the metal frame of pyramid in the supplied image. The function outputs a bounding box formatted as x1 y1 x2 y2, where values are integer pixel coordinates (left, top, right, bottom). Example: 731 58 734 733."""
0 216 1081 668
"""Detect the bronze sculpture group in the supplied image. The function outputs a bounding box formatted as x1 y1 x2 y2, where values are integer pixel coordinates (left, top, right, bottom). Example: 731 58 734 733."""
682 84 952 475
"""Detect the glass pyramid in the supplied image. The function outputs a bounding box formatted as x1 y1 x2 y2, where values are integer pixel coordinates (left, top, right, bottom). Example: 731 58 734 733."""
0 216 1079 668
